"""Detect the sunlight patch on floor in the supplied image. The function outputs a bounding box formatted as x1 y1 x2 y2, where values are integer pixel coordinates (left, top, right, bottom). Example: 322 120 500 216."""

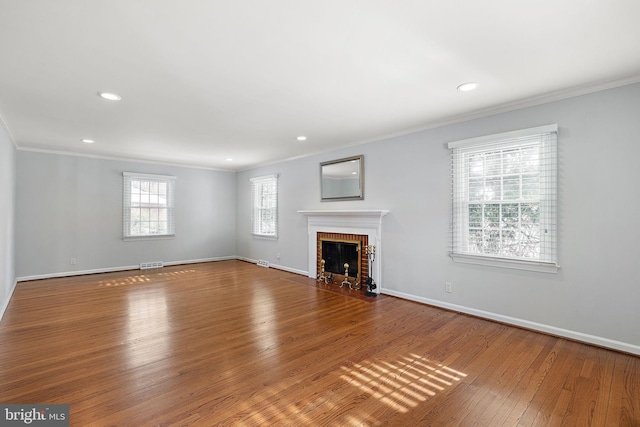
340 353 467 414
158 269 196 277
98 275 152 287
97 268 196 287
213 353 467 425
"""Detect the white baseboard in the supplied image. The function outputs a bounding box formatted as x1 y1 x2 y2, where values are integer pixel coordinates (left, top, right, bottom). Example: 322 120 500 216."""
164 256 236 266
16 265 139 282
0 279 18 322
381 288 640 356
236 257 309 276
270 263 308 276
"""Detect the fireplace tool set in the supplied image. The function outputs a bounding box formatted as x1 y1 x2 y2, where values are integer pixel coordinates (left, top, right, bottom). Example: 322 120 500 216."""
364 245 377 297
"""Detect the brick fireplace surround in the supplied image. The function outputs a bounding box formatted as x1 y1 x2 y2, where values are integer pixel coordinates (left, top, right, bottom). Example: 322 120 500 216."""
298 210 390 294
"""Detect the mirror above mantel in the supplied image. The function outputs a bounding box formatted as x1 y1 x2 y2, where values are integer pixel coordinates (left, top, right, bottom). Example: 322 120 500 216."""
320 155 364 201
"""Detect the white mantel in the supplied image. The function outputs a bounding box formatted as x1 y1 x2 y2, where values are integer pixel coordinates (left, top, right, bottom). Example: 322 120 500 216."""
298 210 389 293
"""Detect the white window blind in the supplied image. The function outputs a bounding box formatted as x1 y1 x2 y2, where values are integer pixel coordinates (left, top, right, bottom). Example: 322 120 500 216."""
449 125 558 272
251 174 278 238
123 172 176 239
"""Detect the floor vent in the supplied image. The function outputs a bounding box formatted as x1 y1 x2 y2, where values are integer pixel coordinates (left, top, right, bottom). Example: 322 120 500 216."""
140 261 164 270
257 259 270 268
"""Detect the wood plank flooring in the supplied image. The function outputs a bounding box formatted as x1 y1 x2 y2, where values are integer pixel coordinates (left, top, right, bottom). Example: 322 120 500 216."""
0 260 638 426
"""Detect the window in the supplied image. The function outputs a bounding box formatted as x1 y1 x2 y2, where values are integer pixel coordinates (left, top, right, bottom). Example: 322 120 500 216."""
449 125 558 272
251 174 278 238
123 172 176 239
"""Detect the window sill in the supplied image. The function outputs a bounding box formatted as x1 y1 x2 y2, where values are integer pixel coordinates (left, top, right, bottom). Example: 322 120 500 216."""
123 235 175 242
450 253 559 273
252 234 278 240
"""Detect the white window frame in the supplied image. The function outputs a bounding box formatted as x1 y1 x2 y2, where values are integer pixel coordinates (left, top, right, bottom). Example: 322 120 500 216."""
251 174 279 239
448 125 559 273
123 172 176 240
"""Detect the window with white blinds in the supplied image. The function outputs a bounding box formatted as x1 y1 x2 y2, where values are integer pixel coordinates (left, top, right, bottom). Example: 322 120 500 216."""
251 174 278 238
448 125 558 272
123 172 176 239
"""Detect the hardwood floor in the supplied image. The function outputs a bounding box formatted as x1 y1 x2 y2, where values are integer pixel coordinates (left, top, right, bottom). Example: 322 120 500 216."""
1 260 638 426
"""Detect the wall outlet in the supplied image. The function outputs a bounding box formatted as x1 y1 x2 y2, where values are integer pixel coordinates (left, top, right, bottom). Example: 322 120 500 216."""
445 282 452 293
70 258 76 265
276 253 281 260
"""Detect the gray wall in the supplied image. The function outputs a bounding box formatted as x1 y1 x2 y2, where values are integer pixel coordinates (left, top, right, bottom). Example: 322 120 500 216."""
16 152 237 278
237 83 640 353
0 120 16 318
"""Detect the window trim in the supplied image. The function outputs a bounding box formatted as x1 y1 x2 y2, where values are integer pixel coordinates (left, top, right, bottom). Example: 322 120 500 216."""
448 125 559 273
123 172 176 240
250 173 279 239
449 253 559 273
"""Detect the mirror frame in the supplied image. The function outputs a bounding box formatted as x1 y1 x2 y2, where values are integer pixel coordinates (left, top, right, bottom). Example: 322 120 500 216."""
320 155 364 201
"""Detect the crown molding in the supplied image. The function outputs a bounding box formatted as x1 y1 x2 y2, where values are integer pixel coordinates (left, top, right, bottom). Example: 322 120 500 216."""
15 146 234 172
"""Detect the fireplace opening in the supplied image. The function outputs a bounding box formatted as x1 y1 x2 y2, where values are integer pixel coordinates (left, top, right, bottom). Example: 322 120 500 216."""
317 232 368 288
321 240 359 278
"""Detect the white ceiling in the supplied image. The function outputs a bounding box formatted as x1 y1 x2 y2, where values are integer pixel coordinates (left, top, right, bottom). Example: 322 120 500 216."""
1 1 639 171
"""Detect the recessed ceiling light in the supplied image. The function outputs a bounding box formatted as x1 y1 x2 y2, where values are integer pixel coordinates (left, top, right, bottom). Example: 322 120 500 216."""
457 82 479 92
297 136 307 141
81 139 95 144
98 92 122 101
225 158 233 161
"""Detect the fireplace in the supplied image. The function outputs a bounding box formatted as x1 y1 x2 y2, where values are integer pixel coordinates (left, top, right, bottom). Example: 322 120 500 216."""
317 232 368 287
299 210 389 293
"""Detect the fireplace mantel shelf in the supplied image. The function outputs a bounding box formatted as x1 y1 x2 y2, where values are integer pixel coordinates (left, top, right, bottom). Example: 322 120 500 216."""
298 209 390 218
